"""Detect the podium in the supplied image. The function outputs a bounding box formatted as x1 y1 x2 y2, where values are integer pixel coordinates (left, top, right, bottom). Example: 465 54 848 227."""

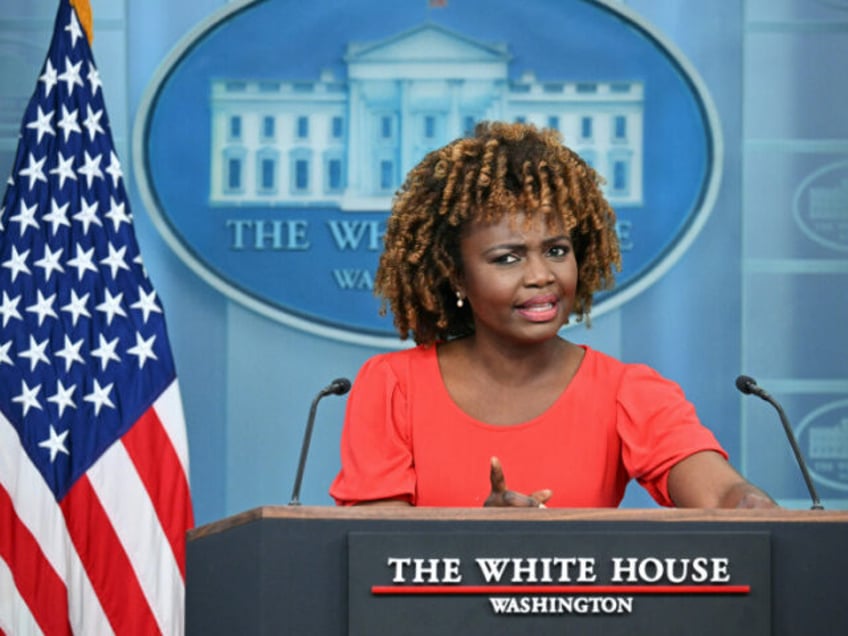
186 507 848 635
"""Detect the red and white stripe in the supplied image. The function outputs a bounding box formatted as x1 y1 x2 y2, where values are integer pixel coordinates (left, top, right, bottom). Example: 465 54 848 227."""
0 381 192 635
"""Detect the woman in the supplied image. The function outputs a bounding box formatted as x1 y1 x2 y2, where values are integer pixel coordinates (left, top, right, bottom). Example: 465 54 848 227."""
330 121 775 509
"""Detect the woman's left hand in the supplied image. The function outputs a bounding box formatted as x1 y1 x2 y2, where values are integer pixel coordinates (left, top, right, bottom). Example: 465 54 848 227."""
484 456 552 508
668 451 779 509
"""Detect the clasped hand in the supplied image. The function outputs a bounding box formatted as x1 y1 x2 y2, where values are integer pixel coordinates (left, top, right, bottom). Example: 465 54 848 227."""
484 456 552 508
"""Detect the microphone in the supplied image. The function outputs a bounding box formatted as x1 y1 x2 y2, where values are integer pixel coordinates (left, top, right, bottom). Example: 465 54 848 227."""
288 377 352 505
735 375 824 510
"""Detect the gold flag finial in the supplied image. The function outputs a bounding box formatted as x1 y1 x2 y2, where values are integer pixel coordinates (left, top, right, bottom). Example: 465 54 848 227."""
69 0 94 45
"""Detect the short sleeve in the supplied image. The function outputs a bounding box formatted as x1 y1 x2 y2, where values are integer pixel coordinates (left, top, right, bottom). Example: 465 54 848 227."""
616 364 727 507
329 354 417 505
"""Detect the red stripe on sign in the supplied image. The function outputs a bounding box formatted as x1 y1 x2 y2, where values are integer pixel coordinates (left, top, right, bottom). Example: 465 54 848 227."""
0 485 72 636
371 584 751 595
60 474 162 635
122 406 193 579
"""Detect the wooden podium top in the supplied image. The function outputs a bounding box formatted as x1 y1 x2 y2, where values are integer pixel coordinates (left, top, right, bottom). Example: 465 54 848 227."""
188 505 848 541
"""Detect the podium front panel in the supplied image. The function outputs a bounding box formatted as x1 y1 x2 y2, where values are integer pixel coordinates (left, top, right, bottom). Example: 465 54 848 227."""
186 507 847 636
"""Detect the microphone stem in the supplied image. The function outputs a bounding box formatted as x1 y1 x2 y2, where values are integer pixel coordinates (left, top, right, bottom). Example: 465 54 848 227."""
289 390 325 506
764 394 824 510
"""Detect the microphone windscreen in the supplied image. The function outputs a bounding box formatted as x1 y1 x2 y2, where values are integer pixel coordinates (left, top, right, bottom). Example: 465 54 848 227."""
735 374 756 395
327 378 352 396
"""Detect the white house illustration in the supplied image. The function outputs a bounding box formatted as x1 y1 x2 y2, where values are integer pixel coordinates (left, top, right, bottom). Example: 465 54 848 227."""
809 418 848 461
209 23 644 210
810 179 848 223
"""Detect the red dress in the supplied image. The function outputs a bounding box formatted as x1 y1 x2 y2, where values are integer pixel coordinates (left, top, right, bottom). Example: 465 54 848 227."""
330 344 726 507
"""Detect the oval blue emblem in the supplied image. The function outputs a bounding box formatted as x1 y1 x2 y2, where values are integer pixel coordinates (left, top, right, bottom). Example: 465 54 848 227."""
135 0 721 346
795 399 848 492
793 160 848 253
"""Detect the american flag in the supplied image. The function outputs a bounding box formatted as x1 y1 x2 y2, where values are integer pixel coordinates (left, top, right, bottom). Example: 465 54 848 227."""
0 1 193 634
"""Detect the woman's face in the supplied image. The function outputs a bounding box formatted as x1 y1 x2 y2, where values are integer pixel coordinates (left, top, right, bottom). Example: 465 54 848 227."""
458 212 578 346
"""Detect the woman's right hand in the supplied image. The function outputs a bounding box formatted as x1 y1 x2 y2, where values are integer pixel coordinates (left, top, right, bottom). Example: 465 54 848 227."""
484 456 552 508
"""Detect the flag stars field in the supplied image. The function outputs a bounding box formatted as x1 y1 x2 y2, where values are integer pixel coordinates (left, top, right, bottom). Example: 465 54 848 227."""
34 244 65 280
105 195 131 228
83 104 105 139
55 334 85 371
66 243 97 279
19 335 50 371
17 153 48 190
77 150 103 186
100 242 130 278
61 288 91 324
26 105 55 143
49 153 77 189
0 291 22 325
132 286 162 323
105 151 123 186
10 201 39 235
25 290 58 325
12 379 43 416
90 333 121 370
47 378 77 416
57 103 82 141
43 198 73 234
127 332 158 369
38 425 71 463
57 56 84 95
73 197 101 231
83 378 115 415
63 8 83 46
95 288 127 324
3 245 31 281
39 59 59 96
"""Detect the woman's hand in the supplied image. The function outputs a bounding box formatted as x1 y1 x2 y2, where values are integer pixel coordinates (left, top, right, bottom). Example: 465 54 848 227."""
484 456 552 508
668 451 779 509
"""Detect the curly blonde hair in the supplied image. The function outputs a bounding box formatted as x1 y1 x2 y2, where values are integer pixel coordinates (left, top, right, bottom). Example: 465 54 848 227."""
375 121 621 345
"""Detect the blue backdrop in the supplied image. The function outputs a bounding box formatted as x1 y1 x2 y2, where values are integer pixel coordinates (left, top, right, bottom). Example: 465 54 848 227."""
1 0 846 525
